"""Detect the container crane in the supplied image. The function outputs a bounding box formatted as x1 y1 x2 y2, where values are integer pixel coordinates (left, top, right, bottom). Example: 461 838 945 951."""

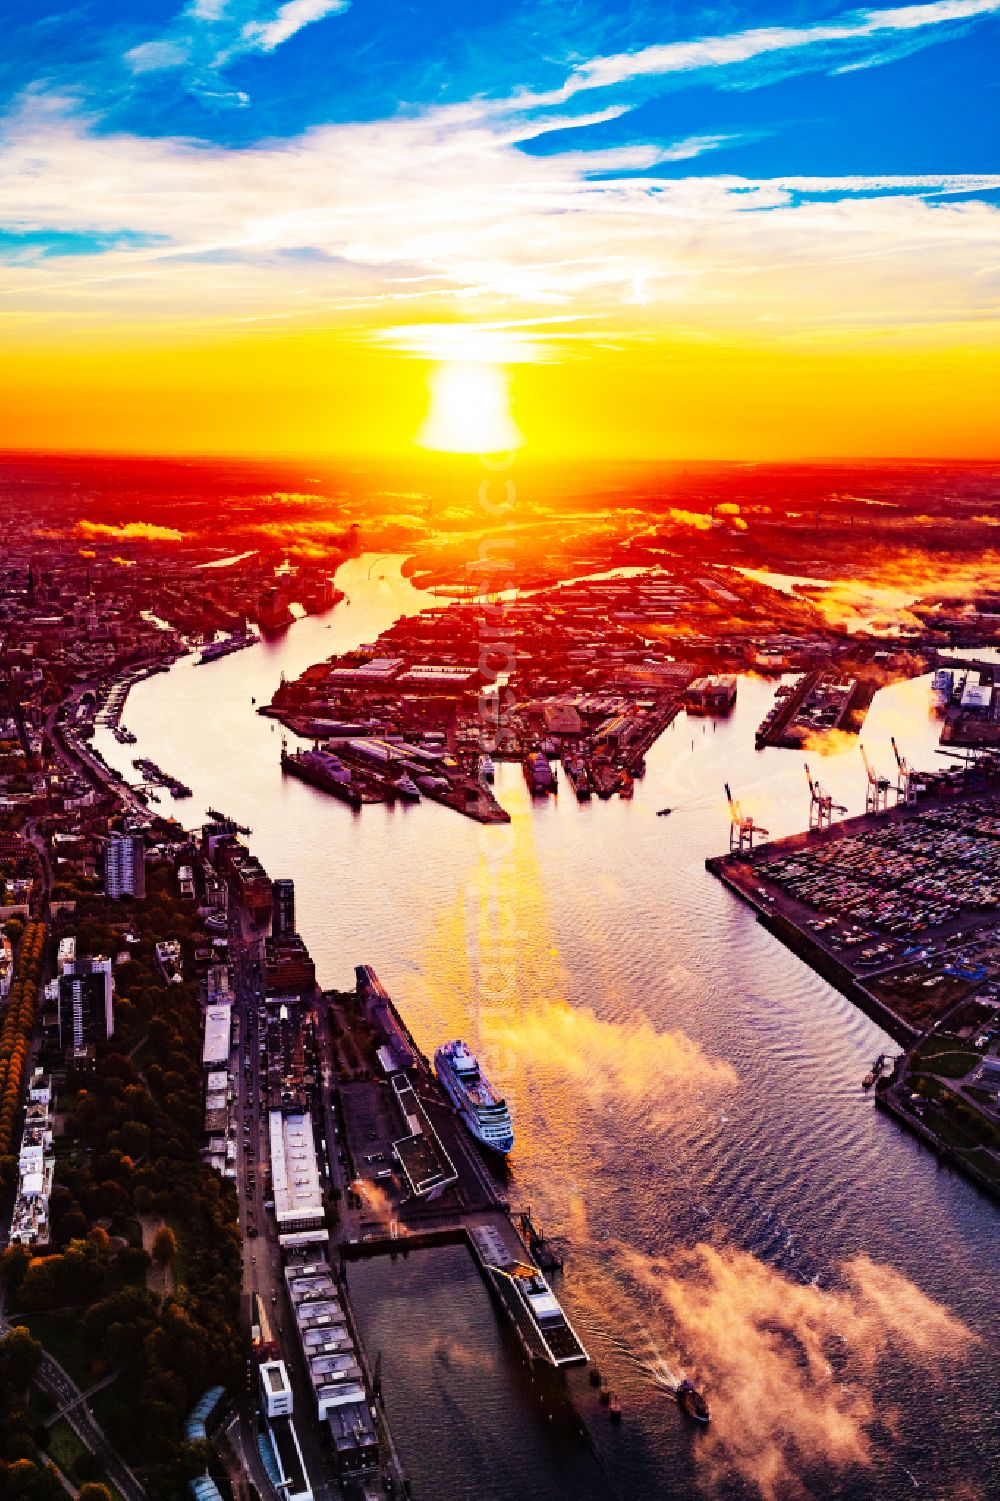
890 736 917 804
860 744 894 816
805 762 846 831
725 783 767 854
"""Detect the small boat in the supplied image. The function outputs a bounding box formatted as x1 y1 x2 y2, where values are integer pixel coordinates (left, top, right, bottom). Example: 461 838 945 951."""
657 807 672 817
676 1380 710 1424
861 1070 876 1089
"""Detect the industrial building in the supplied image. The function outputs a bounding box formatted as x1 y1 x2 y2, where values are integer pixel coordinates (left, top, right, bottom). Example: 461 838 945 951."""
202 1002 232 1069
283 1256 379 1476
685 675 738 714
269 1110 324 1233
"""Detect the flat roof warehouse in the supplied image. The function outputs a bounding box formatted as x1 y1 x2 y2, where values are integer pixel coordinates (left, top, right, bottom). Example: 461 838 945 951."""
269 1110 324 1231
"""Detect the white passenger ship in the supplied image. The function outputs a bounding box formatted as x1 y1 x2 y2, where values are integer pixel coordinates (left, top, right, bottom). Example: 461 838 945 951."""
434 1040 514 1155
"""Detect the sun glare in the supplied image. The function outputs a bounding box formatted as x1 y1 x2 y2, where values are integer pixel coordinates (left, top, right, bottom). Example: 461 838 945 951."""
417 361 523 454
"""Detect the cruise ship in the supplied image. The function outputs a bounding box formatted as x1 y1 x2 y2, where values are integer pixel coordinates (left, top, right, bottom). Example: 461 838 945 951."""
434 1041 514 1154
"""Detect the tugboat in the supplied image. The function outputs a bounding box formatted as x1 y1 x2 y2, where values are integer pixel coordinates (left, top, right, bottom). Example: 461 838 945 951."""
676 1379 710 1424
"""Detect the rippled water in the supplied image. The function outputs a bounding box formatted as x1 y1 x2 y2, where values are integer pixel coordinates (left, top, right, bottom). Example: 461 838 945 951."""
347 1246 613 1501
95 557 999 1501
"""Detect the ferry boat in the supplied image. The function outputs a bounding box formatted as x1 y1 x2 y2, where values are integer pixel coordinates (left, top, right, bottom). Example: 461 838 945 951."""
434 1040 514 1154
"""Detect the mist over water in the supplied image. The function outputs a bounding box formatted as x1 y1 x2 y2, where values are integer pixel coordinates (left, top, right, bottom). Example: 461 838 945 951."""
94 557 999 1501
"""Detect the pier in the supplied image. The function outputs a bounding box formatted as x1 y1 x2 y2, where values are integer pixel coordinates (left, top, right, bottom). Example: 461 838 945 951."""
328 967 587 1381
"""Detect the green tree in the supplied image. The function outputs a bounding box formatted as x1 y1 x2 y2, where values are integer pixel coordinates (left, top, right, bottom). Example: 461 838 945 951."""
151 1226 177 1266
1 1243 31 1295
0 1326 43 1390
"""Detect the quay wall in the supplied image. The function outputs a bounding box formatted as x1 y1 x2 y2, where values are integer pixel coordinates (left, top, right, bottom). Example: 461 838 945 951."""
706 854 918 1046
875 1087 1000 1206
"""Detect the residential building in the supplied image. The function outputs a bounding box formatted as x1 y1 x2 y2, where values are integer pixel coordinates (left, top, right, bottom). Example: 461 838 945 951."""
105 832 146 899
57 957 113 1050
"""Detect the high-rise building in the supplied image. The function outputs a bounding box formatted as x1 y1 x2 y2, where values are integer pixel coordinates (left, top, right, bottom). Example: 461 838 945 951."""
57 957 114 1050
105 833 146 899
272 878 296 937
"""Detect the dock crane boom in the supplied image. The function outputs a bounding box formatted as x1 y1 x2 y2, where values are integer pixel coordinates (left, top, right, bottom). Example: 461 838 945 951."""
860 744 894 816
725 783 768 854
805 762 846 831
890 736 917 804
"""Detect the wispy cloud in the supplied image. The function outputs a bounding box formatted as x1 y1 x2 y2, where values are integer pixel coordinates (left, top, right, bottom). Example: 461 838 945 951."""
241 0 349 53
0 91 997 351
122 0 351 103
522 0 1000 102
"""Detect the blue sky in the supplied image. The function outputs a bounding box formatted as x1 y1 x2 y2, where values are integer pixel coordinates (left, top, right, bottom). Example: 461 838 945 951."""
3 1 998 161
0 1 997 352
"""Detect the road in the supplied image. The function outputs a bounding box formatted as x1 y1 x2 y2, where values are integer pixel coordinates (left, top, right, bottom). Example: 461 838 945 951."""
228 906 344 1501
46 702 152 823
0 1286 148 1501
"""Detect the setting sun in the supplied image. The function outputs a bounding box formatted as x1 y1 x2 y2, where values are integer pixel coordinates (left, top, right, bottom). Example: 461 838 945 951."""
417 361 523 454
